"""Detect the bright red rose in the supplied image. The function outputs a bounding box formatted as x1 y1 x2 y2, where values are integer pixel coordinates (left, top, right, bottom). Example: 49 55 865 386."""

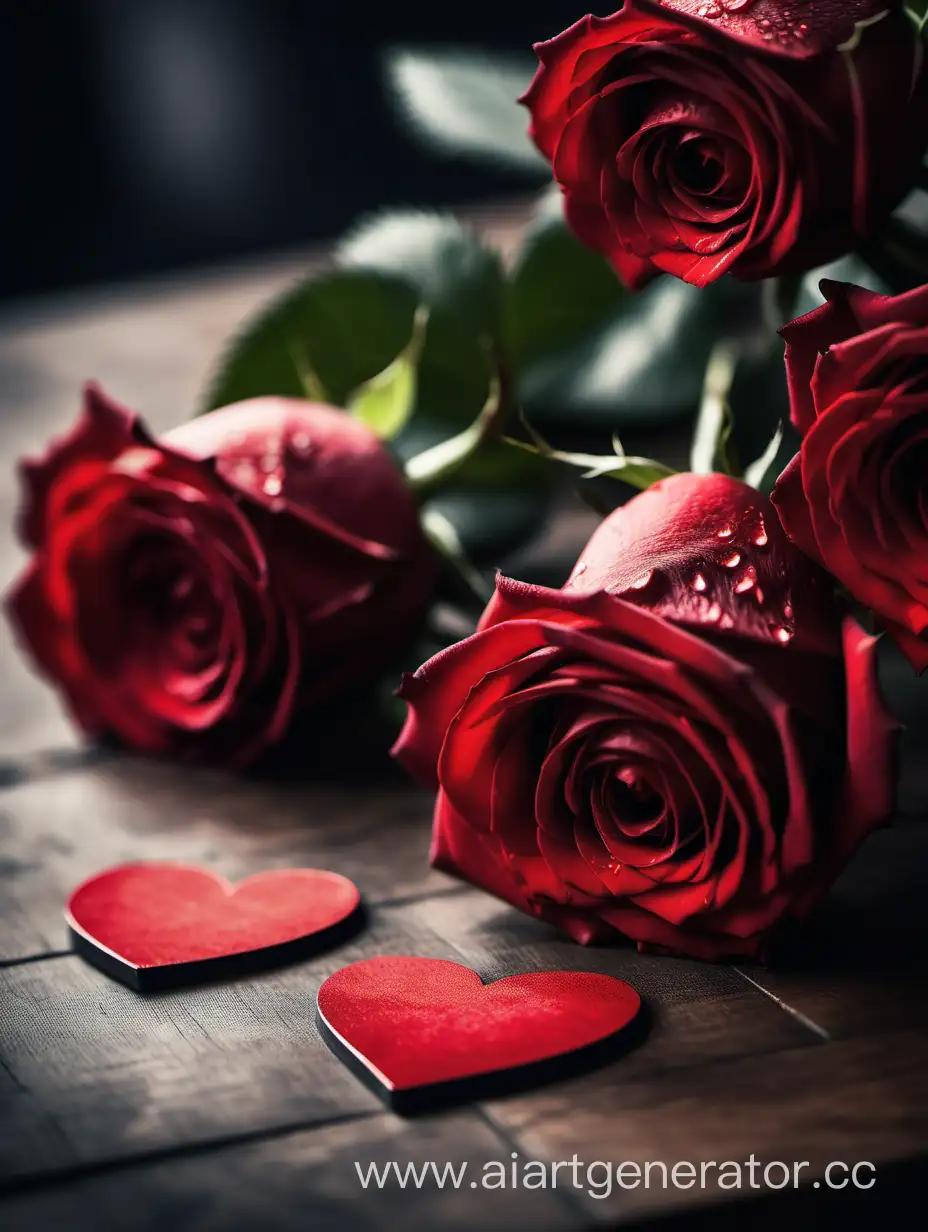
7 385 437 766
394 474 894 960
523 1 928 288
773 279 928 673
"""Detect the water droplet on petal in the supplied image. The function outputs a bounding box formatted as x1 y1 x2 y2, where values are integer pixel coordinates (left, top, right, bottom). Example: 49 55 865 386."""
717 524 734 540
783 603 794 620
260 455 279 474
630 570 654 590
722 552 741 569
691 572 708 593
754 586 765 604
719 613 735 629
753 516 768 547
773 626 794 645
734 565 757 594
291 431 313 456
263 475 283 497
706 602 723 623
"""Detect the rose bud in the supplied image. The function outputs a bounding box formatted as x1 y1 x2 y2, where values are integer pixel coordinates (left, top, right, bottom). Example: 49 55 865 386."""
772 279 928 673
393 473 894 961
523 2 928 289
7 384 437 767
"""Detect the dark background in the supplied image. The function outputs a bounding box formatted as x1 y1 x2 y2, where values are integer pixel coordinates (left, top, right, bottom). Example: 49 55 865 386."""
1 0 582 302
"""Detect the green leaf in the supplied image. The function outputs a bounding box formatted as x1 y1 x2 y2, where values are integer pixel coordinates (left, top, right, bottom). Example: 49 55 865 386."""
347 305 429 439
420 507 492 611
338 209 555 564
199 268 419 413
405 369 506 494
507 185 628 369
744 423 785 491
383 47 547 176
513 208 756 429
506 416 676 493
338 210 504 343
691 342 742 477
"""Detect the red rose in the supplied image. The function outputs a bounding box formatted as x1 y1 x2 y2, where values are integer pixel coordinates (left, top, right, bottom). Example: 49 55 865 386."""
523 2 928 288
7 385 437 766
393 474 894 960
772 279 928 673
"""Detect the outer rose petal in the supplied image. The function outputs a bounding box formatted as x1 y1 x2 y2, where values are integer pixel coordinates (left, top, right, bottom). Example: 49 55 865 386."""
18 384 138 549
656 1 904 60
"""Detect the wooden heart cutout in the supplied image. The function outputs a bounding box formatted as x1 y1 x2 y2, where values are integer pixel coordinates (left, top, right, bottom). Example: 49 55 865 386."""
67 863 363 990
316 956 643 1113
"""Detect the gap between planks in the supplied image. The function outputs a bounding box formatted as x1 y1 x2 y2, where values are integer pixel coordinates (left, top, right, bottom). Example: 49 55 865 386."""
732 966 831 1042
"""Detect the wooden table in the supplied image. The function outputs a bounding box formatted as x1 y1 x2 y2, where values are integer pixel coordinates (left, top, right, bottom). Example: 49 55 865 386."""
1 206 927 1231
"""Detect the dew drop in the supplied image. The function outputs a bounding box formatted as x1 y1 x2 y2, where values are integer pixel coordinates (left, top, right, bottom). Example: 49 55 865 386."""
706 602 723 623
719 613 735 629
259 454 279 474
783 603 794 621
755 586 765 604
717 524 734 539
630 569 654 590
773 626 794 645
291 431 313 456
753 516 768 546
263 475 283 497
734 565 757 594
573 562 588 579
691 572 708 593
722 552 741 569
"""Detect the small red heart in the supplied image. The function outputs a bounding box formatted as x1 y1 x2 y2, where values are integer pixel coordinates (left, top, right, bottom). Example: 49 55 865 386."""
67 863 362 990
316 957 642 1112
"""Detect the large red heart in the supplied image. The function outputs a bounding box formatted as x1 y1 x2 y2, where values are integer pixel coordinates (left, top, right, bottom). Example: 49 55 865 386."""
67 863 363 990
316 957 642 1112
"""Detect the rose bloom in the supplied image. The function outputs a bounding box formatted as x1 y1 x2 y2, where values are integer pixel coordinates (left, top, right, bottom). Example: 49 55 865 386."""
394 474 894 960
523 1 928 288
773 279 928 673
7 385 437 766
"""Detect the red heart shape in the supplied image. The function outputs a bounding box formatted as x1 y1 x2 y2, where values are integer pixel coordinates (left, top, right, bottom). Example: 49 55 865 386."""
67 863 362 990
316 957 642 1112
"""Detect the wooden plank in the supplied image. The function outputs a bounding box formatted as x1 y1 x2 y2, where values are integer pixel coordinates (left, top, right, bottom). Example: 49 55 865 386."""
485 1028 928 1225
0 1108 580 1232
734 818 928 1038
0 900 489 1186
0 759 451 963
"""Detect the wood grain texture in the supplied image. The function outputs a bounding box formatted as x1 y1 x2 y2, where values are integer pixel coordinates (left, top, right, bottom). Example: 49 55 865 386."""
735 818 928 1039
0 1110 580 1232
0 759 450 963
486 1028 928 1224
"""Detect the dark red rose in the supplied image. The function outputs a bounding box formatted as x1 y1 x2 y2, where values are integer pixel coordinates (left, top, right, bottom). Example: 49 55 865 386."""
772 279 928 673
7 385 437 766
523 2 928 288
394 474 894 960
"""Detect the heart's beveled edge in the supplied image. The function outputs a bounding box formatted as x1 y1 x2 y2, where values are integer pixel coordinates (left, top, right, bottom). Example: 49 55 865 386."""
66 862 365 992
